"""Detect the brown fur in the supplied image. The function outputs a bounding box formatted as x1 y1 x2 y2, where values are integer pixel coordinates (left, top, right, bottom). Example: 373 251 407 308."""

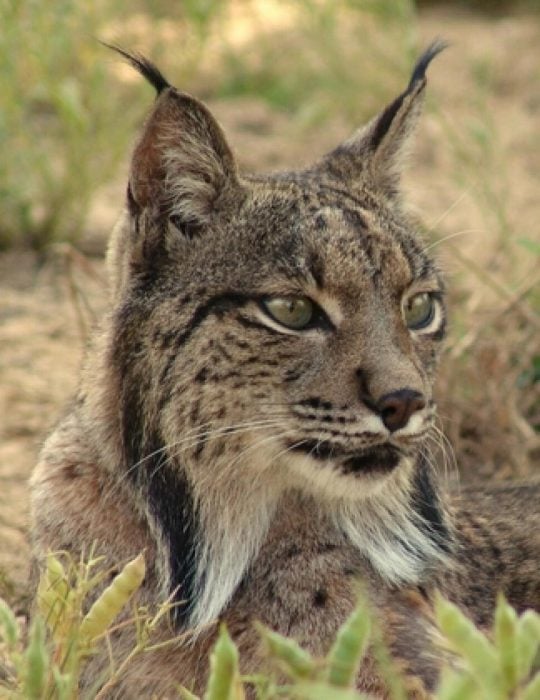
30 45 539 698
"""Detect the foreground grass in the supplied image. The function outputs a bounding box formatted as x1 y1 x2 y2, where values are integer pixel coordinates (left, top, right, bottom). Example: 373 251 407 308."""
0 553 539 699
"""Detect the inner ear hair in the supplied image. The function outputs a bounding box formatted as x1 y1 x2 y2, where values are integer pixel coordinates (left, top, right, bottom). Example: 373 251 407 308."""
106 45 241 234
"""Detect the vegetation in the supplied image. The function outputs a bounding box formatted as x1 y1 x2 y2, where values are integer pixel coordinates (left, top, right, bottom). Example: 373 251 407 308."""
0 1 538 696
0 553 539 698
0 0 140 249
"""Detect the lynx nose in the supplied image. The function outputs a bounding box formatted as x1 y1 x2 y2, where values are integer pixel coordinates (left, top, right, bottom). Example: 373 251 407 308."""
377 389 426 432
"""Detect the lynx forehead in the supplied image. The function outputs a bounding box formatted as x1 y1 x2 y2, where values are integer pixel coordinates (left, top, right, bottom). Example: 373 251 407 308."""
30 43 540 697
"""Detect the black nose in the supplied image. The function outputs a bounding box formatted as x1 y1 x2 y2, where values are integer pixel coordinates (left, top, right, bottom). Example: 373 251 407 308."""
377 389 426 432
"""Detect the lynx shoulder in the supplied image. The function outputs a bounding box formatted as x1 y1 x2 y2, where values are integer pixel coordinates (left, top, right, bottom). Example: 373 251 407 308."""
30 44 540 698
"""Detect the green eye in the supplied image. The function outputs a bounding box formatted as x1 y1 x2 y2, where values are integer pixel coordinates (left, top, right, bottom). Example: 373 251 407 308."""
262 297 314 330
403 292 436 330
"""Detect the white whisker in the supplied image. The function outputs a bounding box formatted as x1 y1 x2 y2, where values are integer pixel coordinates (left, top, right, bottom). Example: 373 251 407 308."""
104 417 287 501
426 189 469 231
151 420 287 489
424 228 480 252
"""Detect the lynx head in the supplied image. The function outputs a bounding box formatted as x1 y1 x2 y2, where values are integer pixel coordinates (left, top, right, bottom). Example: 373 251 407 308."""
102 43 451 630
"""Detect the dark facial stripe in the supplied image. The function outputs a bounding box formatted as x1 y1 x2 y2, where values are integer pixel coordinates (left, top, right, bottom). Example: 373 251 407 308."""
295 426 381 441
119 357 149 477
307 251 325 288
315 183 379 211
174 293 252 350
114 322 200 628
288 439 337 459
396 233 433 279
341 445 400 475
146 452 200 626
298 397 333 411
159 293 252 383
119 382 200 626
284 367 304 382
289 440 401 475
119 374 199 626
410 454 453 554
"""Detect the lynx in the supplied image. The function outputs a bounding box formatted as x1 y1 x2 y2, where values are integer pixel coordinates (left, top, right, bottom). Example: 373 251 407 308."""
31 43 539 698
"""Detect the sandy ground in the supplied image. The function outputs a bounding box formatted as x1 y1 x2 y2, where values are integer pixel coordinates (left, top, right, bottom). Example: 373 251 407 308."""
1 7 539 604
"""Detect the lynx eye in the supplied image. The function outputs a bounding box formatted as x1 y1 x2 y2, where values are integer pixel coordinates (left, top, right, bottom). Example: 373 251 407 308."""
262 297 314 330
403 292 436 330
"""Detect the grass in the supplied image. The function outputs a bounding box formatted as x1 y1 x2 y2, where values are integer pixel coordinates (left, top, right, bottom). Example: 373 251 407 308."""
431 51 540 479
0 0 138 249
0 553 539 698
213 0 417 122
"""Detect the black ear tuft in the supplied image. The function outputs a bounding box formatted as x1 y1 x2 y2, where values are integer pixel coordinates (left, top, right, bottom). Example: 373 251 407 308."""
317 40 448 200
408 39 449 90
370 40 447 151
101 42 171 95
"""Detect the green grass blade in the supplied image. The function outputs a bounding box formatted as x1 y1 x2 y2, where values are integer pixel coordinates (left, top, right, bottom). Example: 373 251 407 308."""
435 595 502 697
522 672 540 700
257 623 317 680
325 601 371 688
516 611 540 681
205 624 243 700
494 594 518 691
293 681 368 699
23 616 49 700
0 597 19 649
435 668 478 700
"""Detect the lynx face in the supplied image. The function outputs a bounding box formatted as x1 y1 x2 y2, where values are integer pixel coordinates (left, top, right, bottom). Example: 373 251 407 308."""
145 187 445 503
103 44 450 627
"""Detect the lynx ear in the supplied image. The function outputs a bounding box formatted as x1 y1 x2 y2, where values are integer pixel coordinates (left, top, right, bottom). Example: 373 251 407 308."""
111 48 241 236
320 41 447 199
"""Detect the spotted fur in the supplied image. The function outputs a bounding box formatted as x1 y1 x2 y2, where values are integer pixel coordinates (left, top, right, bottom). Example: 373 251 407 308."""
31 43 539 698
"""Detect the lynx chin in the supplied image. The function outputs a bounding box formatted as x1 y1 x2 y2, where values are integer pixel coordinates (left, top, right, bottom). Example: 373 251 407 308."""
31 42 540 698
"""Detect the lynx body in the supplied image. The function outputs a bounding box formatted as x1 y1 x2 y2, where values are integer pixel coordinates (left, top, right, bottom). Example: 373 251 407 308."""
31 45 540 697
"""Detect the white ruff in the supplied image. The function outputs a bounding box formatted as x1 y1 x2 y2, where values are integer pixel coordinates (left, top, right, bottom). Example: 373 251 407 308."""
189 493 278 629
187 445 284 631
331 463 449 584
184 449 447 630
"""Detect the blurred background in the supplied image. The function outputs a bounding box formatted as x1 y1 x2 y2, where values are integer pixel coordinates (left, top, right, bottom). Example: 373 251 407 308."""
0 0 539 602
